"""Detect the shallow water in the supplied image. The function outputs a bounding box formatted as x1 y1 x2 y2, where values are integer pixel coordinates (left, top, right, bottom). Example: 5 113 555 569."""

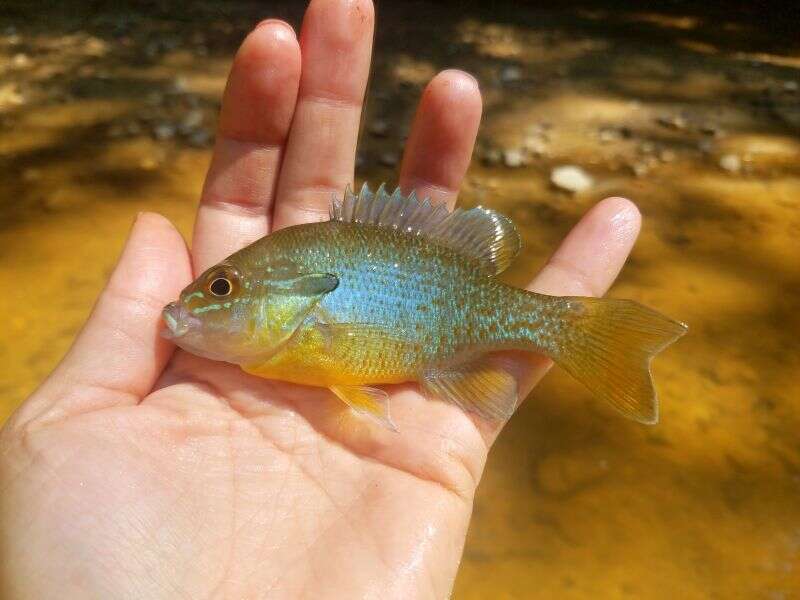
1 2 799 597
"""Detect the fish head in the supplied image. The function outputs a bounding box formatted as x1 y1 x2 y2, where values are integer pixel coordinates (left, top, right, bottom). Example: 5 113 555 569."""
162 252 340 366
162 261 262 363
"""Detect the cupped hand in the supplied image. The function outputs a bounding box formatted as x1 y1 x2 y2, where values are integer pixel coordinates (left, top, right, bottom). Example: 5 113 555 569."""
0 1 642 598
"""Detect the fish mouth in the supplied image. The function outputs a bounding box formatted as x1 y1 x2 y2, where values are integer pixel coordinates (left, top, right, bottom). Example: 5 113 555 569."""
161 301 200 340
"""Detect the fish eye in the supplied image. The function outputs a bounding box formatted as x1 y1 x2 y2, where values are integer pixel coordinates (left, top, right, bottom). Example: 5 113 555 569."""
209 277 232 297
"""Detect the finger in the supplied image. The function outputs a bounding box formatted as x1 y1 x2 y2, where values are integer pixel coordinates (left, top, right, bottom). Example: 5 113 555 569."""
507 197 642 399
399 70 482 208
193 21 301 273
10 214 192 427
271 0 374 230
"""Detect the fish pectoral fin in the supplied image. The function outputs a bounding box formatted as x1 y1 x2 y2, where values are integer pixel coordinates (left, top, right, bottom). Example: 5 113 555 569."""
307 311 407 354
421 359 519 421
330 385 397 431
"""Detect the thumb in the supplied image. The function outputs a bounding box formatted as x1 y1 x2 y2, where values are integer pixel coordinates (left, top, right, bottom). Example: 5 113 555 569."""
10 213 192 427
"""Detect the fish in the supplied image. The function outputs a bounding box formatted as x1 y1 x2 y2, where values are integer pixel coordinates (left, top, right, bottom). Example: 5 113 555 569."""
162 184 688 429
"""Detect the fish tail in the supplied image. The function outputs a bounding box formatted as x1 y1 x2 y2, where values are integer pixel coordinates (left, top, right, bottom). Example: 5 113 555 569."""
532 296 687 424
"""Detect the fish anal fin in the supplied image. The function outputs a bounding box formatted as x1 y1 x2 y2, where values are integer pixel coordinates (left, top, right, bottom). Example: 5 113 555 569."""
330 385 397 431
421 359 519 421
329 183 520 275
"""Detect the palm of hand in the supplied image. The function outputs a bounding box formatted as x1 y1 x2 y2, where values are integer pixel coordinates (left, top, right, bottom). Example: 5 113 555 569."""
1 1 641 598
6 353 479 598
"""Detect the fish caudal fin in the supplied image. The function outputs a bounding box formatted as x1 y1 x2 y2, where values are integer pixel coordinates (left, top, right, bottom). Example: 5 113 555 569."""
549 297 688 424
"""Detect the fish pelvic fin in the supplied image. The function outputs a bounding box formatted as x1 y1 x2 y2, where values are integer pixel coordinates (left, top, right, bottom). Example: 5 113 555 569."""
330 384 397 431
421 358 519 421
546 297 688 424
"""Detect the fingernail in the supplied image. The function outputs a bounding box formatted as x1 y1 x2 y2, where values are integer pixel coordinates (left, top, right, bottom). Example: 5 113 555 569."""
441 69 480 91
255 19 296 39
460 70 481 90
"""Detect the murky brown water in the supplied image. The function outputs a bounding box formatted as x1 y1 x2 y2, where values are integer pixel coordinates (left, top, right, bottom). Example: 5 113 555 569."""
1 2 799 598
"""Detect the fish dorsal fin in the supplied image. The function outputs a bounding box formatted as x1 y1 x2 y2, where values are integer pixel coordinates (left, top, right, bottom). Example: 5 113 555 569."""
330 183 521 275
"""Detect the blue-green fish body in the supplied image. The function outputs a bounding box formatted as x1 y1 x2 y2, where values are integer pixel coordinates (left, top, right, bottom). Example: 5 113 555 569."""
163 185 687 428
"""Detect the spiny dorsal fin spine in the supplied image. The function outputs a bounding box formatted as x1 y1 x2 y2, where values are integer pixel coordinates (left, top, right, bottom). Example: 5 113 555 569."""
329 183 521 275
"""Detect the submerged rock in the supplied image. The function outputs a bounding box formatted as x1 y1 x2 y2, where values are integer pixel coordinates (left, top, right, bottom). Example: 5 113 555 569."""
152 122 176 140
656 114 688 131
368 119 389 137
499 65 522 83
179 109 204 134
719 154 742 173
502 148 526 168
481 147 502 166
187 129 211 147
551 165 594 193
379 151 398 167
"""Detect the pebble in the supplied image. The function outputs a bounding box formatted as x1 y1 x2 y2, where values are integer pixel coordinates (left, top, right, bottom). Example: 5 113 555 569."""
180 109 204 131
379 151 398 167
11 53 30 68
522 136 547 156
355 152 365 170
698 139 714 154
0 83 24 108
639 140 656 154
699 123 722 137
499 65 522 83
526 122 552 137
169 76 189 94
153 122 176 140
656 114 688 130
659 149 677 162
502 148 526 168
187 129 212 147
368 119 389 137
139 156 159 170
719 153 742 173
482 148 502 166
83 36 108 57
598 127 622 143
550 165 594 193
631 162 650 177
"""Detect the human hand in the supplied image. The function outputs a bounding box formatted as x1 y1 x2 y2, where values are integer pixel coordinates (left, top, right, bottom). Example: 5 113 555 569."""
0 1 642 598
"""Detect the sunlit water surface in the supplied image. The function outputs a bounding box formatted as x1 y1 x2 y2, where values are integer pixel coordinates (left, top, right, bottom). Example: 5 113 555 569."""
1 2 799 598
